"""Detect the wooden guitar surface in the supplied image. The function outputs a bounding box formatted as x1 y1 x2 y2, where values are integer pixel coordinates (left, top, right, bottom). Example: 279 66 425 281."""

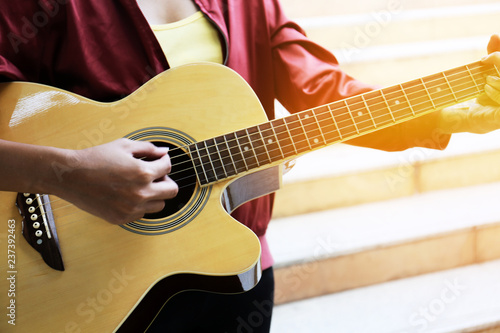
0 63 264 332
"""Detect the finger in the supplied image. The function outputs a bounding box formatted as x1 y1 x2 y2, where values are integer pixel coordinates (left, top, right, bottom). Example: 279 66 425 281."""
145 153 173 181
143 199 166 214
126 140 169 160
478 76 500 106
485 83 500 105
487 34 500 54
477 93 494 106
487 75 500 90
481 52 500 66
145 146 170 160
149 176 179 200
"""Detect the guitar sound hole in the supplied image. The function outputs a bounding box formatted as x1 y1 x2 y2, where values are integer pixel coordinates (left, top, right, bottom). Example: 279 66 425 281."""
143 142 197 220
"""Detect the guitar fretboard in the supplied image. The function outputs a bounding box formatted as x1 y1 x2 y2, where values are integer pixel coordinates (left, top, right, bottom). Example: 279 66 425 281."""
188 61 498 186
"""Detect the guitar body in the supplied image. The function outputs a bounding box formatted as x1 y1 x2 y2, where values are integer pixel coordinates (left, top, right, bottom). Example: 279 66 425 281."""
0 63 266 332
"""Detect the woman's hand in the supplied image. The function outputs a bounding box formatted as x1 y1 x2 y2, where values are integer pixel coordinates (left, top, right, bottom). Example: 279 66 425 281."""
50 139 178 225
439 34 500 134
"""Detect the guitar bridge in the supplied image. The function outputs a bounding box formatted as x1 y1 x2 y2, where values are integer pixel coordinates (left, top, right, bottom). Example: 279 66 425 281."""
16 193 64 271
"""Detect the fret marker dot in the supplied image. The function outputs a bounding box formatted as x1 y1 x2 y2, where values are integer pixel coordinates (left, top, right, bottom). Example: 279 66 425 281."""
244 146 249 152
268 139 273 144
436 87 442 93
357 111 363 116
395 100 400 105
314 139 319 144
304 114 310 119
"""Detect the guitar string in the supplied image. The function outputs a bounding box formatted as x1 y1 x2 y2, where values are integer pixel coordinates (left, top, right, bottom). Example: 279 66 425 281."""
36 75 487 223
30 62 493 216
30 63 494 217
34 64 492 221
167 63 490 171
169 83 482 187
165 64 493 183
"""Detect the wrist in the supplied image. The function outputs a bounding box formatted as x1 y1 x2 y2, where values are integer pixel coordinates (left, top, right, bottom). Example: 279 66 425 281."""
34 146 81 196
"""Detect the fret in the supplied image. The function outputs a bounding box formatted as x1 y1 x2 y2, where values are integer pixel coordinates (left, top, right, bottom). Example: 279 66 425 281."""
284 114 308 153
383 85 413 119
247 126 271 166
262 122 284 160
224 132 248 173
200 140 219 182
314 105 341 143
360 94 377 128
311 108 327 144
245 129 260 167
297 113 312 150
327 104 343 140
344 100 359 134
442 72 458 102
494 64 500 76
256 126 272 162
465 64 481 93
427 73 461 110
194 142 209 184
220 134 238 175
188 142 212 185
379 90 396 122
359 90 392 129
472 63 491 86
271 118 296 157
188 144 206 185
282 117 299 154
297 109 325 149
446 65 479 101
400 79 434 114
346 94 380 134
213 136 237 178
205 138 227 180
420 78 436 109
258 122 284 162
235 129 257 169
400 84 416 116
257 123 284 162
204 140 219 180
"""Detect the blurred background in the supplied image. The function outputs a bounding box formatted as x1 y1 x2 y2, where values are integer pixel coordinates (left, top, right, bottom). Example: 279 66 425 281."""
267 1 500 332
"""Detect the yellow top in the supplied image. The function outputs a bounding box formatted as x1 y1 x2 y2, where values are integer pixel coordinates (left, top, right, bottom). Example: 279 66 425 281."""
151 11 223 67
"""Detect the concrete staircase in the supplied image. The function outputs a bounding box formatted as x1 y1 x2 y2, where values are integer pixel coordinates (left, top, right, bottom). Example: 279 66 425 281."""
268 1 500 332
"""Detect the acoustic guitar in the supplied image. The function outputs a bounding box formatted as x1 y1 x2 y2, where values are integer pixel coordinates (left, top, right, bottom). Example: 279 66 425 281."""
0 61 496 332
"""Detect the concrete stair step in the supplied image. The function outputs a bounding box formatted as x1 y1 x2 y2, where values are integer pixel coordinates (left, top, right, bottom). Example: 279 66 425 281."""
298 4 500 51
338 47 487 89
271 259 500 333
268 181 500 304
280 0 499 18
267 2 500 331
273 131 500 218
279 3 498 87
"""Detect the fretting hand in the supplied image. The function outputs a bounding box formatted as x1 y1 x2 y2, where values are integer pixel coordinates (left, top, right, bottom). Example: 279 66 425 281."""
439 34 500 134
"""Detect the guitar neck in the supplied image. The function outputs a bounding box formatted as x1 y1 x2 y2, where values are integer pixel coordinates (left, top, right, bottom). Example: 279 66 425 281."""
189 61 498 186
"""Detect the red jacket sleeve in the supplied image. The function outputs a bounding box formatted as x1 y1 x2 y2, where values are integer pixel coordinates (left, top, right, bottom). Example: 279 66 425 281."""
267 0 450 151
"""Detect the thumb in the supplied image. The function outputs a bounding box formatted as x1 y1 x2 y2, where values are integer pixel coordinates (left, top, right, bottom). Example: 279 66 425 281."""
128 140 169 160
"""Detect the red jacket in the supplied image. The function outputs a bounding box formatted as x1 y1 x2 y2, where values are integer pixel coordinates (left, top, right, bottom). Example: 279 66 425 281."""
0 0 449 238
